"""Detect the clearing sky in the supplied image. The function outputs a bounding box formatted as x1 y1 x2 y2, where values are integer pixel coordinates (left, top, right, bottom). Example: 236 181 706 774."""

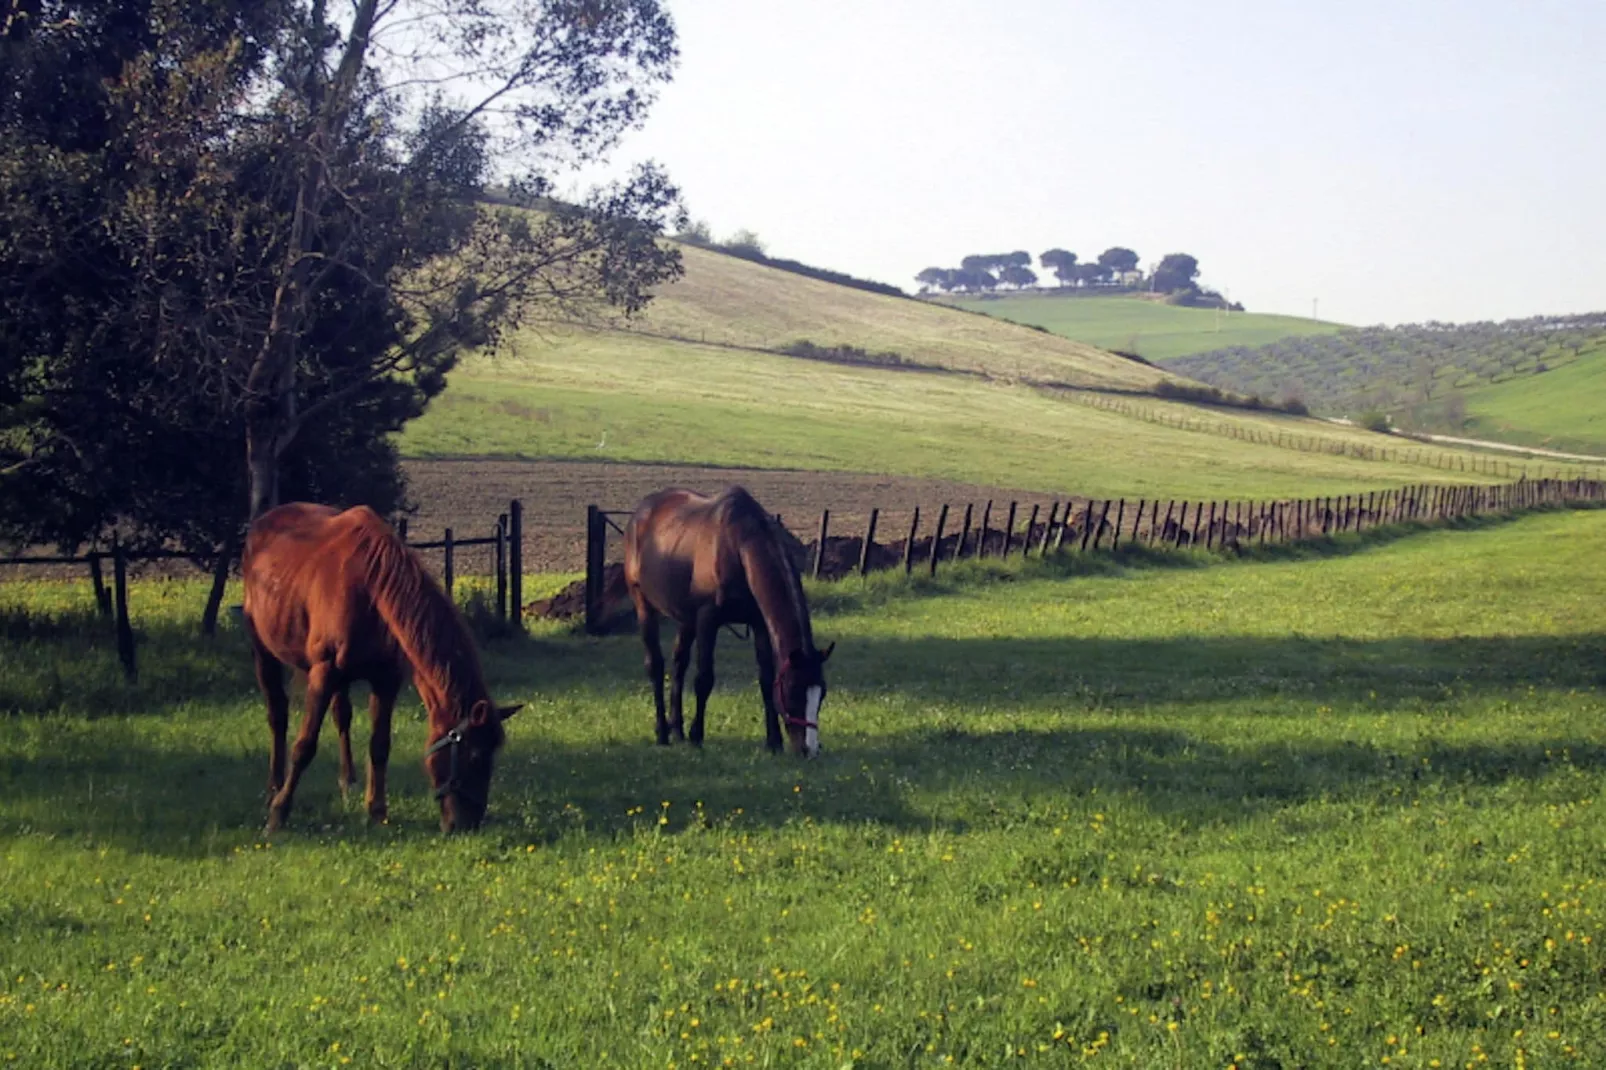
567 0 1606 327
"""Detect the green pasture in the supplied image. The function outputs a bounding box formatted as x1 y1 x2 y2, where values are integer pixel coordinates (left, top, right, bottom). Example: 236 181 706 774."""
402 334 1507 499
932 294 1341 363
629 245 1162 390
1461 339 1606 456
4 510 1605 1067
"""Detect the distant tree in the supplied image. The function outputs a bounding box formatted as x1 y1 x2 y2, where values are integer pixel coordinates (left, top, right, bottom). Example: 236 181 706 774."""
1039 249 1078 286
723 229 766 259
675 219 714 245
960 254 995 276
915 267 952 292
1098 247 1141 276
1005 250 1032 270
999 265 1038 289
1153 253 1201 293
1077 262 1111 286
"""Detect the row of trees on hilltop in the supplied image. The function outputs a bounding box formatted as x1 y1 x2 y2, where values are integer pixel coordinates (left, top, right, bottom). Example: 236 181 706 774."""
917 248 1225 304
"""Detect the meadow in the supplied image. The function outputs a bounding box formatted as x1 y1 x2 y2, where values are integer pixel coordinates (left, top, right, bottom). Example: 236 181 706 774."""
401 334 1512 502
1460 341 1606 456
3 509 1604 1068
929 294 1340 362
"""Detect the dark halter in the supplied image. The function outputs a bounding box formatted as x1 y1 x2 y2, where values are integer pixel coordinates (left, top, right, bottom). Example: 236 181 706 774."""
425 722 481 807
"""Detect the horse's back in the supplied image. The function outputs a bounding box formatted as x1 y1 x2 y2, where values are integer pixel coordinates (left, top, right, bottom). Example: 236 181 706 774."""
243 503 396 669
625 486 767 620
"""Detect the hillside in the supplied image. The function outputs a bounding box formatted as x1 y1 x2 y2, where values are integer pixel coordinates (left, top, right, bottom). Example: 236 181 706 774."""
607 244 1170 389
1168 312 1606 449
398 246 1555 500
929 291 1340 361
1458 337 1606 454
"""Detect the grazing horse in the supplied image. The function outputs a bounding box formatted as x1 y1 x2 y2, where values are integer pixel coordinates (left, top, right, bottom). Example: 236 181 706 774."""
242 503 520 833
623 487 834 757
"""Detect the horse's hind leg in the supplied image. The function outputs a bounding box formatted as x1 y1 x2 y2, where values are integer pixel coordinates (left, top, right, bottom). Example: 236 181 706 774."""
753 628 783 753
251 637 291 795
637 602 670 745
331 687 357 799
267 661 339 832
669 622 695 744
689 608 719 747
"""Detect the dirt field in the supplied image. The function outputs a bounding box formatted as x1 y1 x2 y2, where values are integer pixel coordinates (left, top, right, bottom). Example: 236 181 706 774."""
401 458 1065 573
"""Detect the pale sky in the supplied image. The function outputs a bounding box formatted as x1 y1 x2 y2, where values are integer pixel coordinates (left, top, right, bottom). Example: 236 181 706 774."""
567 0 1606 327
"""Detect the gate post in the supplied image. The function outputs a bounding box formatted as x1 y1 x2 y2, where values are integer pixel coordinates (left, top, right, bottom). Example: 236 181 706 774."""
585 505 607 635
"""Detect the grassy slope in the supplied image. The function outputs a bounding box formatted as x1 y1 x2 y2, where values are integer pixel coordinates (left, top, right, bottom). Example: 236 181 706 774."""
4 511 1606 1067
404 334 1507 499
1460 337 1606 454
626 245 1167 389
931 292 1341 361
404 246 1530 498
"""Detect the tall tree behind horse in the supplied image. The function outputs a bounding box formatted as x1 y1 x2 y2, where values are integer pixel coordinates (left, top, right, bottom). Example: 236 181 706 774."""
242 503 520 833
624 487 834 756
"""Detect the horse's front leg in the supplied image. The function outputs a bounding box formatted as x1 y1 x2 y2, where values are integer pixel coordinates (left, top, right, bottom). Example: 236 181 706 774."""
669 622 695 744
267 661 340 832
753 627 783 753
365 673 401 824
689 607 719 747
251 638 291 795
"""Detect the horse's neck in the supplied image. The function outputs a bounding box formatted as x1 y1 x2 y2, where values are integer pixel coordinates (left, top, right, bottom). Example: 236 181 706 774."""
739 535 808 658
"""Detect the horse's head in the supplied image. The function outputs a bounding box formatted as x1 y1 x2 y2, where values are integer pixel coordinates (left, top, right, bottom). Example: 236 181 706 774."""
425 700 521 832
774 642 835 759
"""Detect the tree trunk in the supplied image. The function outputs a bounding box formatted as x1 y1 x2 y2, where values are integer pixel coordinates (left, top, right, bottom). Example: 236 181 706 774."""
200 540 236 637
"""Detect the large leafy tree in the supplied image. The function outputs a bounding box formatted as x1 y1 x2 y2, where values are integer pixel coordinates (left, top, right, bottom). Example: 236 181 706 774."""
1 0 685 564
1153 252 1201 293
1038 248 1078 286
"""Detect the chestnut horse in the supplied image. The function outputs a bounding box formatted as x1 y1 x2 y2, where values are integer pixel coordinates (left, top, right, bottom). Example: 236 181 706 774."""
242 503 520 833
624 487 834 757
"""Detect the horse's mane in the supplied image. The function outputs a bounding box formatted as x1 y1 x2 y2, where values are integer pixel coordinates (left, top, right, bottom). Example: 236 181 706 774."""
344 508 490 722
717 488 817 654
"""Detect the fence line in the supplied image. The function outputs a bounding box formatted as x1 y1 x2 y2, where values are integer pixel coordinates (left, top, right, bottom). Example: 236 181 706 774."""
580 477 1606 633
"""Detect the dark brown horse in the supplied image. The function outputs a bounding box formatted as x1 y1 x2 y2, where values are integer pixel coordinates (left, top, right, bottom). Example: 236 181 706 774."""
623 487 834 757
242 503 520 833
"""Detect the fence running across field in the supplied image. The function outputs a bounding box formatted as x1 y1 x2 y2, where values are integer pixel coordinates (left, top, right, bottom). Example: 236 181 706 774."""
580 477 1606 633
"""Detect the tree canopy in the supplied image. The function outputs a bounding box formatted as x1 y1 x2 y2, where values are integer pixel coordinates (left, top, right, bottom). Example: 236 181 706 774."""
1 0 686 558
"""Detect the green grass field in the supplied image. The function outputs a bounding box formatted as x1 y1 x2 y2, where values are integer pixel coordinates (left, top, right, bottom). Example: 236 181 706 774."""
1460 339 1606 456
4 509 1605 1067
403 332 1526 500
930 293 1341 362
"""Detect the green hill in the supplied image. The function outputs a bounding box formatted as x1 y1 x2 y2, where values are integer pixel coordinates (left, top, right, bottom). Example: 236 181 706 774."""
400 245 1571 498
929 291 1341 361
1167 312 1606 453
1458 336 1606 455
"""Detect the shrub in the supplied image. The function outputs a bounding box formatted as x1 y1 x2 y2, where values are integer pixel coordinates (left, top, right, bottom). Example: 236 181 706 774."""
1359 409 1392 433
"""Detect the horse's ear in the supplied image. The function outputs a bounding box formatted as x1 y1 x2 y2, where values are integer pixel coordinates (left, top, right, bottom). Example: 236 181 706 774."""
818 641 835 664
469 699 494 726
498 703 523 722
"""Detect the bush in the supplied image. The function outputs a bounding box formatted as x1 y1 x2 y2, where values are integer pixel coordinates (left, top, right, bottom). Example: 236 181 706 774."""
1359 409 1392 433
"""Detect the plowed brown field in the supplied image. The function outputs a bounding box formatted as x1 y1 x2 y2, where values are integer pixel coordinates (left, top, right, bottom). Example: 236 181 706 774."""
402 458 1064 573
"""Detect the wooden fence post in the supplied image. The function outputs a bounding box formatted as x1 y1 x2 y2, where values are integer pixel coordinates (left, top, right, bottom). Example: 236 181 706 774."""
1092 499 1113 550
112 536 135 682
89 553 112 617
814 509 831 580
509 500 523 630
495 513 508 621
584 506 606 635
930 504 949 576
859 508 880 577
1054 502 1073 552
903 507 921 575
956 503 974 560
977 501 992 559
1204 501 1218 549
1111 499 1126 550
1023 503 1040 557
1040 502 1059 555
1001 501 1018 558
443 527 455 598
1190 501 1204 546
397 517 408 543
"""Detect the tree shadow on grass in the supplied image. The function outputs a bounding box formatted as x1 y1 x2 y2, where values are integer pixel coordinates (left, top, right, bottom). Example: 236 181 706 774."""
6 718 1604 860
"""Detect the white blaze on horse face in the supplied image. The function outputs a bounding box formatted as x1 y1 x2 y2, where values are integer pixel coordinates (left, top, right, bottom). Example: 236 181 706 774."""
804 685 822 756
